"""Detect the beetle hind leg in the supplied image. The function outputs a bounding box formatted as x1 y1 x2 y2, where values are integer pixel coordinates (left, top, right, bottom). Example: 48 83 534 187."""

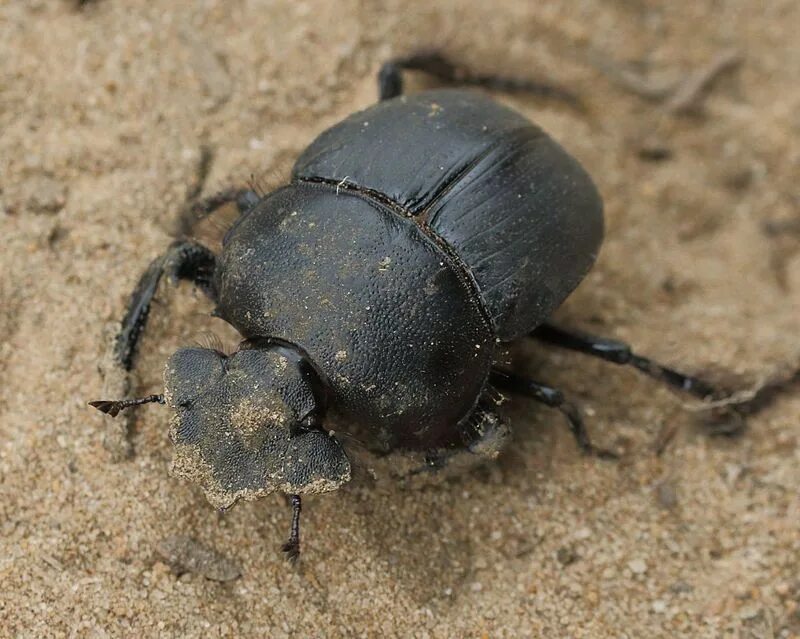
528 323 742 439
490 368 618 459
377 51 582 110
530 323 719 401
402 403 511 479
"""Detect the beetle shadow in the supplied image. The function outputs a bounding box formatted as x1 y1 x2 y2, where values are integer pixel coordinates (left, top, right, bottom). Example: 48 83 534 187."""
330 470 481 607
324 437 557 610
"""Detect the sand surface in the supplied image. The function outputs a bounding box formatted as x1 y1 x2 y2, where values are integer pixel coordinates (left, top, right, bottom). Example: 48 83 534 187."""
2 1 799 637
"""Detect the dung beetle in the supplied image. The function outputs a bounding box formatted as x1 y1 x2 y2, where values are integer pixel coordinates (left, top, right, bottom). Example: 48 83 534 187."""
91 53 717 560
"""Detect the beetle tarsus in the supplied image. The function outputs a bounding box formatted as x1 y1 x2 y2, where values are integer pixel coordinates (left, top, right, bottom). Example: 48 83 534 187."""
556 399 618 459
531 323 719 401
88 394 165 418
281 494 302 562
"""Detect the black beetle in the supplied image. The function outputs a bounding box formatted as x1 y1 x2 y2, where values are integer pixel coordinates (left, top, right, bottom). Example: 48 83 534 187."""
91 53 717 560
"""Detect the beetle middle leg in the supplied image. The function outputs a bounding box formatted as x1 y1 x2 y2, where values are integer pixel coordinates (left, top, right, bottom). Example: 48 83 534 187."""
490 368 617 459
530 323 718 401
377 51 582 110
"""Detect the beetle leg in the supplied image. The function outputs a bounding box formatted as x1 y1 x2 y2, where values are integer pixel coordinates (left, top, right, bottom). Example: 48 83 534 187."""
377 51 582 110
93 240 216 460
490 368 617 459
392 403 510 479
89 394 165 418
281 494 302 562
530 323 718 401
113 186 261 374
459 403 510 459
113 240 217 372
96 187 257 460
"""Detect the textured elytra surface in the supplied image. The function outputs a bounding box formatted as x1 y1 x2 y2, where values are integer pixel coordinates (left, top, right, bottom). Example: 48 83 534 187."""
2 1 799 637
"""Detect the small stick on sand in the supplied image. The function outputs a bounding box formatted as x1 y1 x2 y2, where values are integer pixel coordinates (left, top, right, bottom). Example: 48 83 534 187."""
666 48 743 114
591 48 743 114
589 52 675 101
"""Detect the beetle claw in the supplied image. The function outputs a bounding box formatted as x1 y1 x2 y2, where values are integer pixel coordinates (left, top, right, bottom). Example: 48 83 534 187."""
88 400 123 417
89 394 165 418
281 540 300 562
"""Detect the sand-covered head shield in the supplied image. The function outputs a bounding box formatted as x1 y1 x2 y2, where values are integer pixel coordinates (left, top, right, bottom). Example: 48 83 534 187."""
164 344 351 510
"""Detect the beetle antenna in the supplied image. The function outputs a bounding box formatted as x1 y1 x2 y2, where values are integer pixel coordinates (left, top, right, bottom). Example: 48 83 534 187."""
88 394 165 418
281 494 302 562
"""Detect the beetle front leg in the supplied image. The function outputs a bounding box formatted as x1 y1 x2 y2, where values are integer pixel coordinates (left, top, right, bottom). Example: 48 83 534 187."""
114 240 217 371
281 494 302 562
490 368 617 459
377 51 582 110
95 239 216 460
530 323 719 401
111 187 260 375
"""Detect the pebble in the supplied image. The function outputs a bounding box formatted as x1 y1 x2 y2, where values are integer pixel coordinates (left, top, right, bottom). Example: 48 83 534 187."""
23 176 67 214
156 535 241 582
628 559 648 575
655 480 678 509
556 546 579 566
738 606 762 621
670 580 694 594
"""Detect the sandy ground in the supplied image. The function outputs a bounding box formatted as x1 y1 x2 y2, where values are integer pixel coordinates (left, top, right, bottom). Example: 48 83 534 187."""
1 1 799 637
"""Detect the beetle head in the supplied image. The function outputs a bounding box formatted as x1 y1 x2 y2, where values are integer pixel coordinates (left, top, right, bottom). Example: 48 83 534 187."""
164 344 350 509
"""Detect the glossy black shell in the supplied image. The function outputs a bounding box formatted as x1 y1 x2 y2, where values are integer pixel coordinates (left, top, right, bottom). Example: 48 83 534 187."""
215 89 603 450
294 89 604 339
